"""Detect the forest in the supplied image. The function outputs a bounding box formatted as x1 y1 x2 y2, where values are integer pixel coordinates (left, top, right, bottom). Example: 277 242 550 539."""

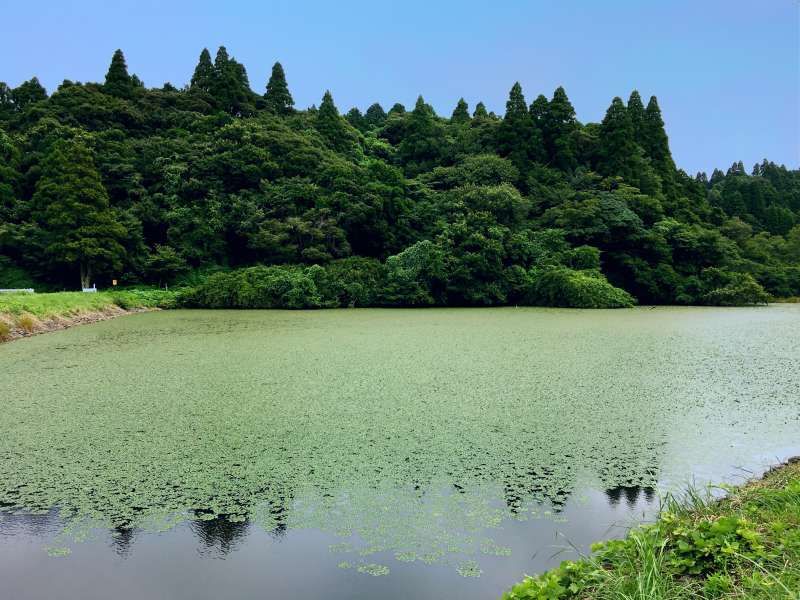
0 47 798 308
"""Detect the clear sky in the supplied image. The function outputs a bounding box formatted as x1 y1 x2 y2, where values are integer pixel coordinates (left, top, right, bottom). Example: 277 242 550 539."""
2 0 798 175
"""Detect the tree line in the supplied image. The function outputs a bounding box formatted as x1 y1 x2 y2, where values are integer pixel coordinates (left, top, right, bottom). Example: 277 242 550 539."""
0 47 797 306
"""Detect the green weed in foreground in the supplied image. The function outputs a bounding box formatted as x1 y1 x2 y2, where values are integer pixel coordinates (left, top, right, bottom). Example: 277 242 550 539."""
501 460 800 600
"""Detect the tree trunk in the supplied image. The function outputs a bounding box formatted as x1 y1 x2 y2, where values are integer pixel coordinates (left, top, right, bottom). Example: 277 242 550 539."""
79 263 92 289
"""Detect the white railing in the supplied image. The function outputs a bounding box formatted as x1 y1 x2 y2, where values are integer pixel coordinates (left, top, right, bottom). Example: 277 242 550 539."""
0 288 34 294
82 285 97 293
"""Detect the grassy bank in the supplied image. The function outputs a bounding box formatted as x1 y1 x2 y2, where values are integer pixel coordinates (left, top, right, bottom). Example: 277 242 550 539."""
502 459 800 600
0 289 177 341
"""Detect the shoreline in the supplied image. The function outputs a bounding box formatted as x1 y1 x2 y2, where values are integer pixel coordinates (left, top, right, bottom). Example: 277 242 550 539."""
502 457 800 599
0 305 156 343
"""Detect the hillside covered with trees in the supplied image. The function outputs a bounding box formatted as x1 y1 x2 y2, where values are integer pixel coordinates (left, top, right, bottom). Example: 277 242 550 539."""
1 48 798 307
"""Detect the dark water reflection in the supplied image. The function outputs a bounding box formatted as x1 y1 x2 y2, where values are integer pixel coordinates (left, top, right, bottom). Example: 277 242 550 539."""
0 486 659 600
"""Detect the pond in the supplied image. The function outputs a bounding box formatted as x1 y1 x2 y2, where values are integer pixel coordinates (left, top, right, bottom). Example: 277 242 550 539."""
1 306 798 599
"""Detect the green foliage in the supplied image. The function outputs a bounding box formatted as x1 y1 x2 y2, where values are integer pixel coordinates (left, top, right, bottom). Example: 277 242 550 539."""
264 62 294 115
180 265 324 309
528 268 636 308
0 256 37 289
596 97 639 183
496 82 544 176
316 90 355 153
104 49 135 98
451 97 470 124
699 268 769 306
1 48 797 305
29 136 128 288
108 288 179 309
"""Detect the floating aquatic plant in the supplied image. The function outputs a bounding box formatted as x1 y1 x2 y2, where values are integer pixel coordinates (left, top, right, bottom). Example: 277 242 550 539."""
0 307 798 576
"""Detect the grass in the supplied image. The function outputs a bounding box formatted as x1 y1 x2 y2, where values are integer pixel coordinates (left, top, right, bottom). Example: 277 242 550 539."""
0 289 178 336
501 459 800 600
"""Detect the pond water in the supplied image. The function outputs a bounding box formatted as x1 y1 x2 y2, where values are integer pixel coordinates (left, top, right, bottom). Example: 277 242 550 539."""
1 306 798 600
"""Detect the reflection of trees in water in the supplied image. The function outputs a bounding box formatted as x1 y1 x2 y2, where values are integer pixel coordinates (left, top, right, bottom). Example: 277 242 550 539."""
110 525 136 557
0 508 63 537
0 433 667 558
604 485 656 508
191 511 250 557
597 440 663 509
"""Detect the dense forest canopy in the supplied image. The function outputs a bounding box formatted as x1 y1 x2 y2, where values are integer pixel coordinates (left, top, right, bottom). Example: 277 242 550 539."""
0 48 798 307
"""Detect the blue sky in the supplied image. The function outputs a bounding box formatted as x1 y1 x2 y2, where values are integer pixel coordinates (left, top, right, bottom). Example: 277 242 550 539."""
2 0 797 174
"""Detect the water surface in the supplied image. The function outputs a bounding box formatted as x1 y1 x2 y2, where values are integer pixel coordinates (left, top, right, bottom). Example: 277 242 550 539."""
1 307 798 599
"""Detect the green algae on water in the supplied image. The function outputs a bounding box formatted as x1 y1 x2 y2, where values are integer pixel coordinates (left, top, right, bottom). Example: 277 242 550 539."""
0 306 799 575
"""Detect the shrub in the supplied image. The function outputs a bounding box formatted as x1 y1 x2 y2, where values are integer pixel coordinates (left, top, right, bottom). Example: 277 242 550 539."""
180 266 323 309
16 312 38 333
699 268 770 306
110 289 179 310
0 319 11 340
527 268 636 308
315 257 386 308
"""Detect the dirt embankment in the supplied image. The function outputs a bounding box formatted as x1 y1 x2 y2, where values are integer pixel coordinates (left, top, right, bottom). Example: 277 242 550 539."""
0 306 154 343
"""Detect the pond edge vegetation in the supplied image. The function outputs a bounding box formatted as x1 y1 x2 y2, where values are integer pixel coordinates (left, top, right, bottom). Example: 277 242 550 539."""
0 290 176 342
501 458 800 600
0 282 779 344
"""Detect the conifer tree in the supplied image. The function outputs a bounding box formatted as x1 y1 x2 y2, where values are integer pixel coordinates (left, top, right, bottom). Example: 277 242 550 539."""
398 96 446 176
451 98 470 124
316 91 351 151
388 103 406 116
710 168 726 186
264 62 294 115
642 96 676 186
529 94 549 126
473 102 489 119
346 107 367 131
496 82 544 173
190 48 215 93
596 97 639 181
545 87 578 171
364 103 387 128
212 46 253 116
104 49 134 98
30 137 127 289
627 90 646 144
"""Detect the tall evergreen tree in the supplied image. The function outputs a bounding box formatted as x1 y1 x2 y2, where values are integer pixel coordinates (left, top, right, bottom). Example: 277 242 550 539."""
627 90 646 144
264 62 294 115
364 103 387 128
104 49 134 98
596 97 639 181
496 82 544 173
398 96 446 176
190 48 215 93
212 46 253 116
30 137 127 289
545 86 578 171
710 168 726 186
451 98 470 124
345 107 367 131
473 102 489 119
642 96 676 187
529 94 549 126
316 91 351 151
388 103 406 116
